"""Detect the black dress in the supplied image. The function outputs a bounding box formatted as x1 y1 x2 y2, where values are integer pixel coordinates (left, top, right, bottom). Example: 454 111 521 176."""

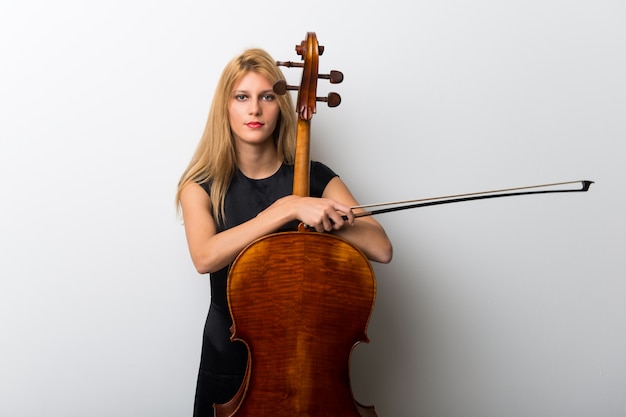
192 162 337 417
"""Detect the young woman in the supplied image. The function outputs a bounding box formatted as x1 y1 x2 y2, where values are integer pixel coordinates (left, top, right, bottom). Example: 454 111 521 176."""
176 48 392 416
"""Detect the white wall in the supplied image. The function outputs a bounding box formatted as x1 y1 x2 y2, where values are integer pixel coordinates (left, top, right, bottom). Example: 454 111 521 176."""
1 1 624 416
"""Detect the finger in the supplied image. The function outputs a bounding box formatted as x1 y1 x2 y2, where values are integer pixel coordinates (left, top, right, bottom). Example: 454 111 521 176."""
327 211 346 230
345 208 355 224
337 206 355 225
322 216 334 232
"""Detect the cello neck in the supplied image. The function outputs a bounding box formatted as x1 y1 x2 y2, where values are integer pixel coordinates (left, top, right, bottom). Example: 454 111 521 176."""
292 33 320 197
293 118 311 197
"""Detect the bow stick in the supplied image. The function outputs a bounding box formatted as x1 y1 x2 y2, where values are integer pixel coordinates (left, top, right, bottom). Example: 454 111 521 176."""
344 180 593 219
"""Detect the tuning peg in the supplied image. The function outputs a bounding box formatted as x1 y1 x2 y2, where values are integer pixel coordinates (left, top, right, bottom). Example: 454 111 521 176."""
273 80 299 95
296 41 324 57
276 61 304 69
319 70 343 84
318 92 341 108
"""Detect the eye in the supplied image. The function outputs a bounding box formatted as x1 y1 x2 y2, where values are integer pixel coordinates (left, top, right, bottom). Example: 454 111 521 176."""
234 93 248 101
261 93 276 102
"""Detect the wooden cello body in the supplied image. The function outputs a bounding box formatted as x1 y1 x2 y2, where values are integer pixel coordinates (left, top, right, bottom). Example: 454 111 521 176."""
214 33 378 417
216 232 376 417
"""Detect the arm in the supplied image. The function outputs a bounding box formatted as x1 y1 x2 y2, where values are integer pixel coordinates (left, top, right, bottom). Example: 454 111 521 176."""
179 182 362 274
323 177 393 264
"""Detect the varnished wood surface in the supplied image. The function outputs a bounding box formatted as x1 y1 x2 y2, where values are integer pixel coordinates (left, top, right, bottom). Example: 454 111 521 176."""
215 231 377 417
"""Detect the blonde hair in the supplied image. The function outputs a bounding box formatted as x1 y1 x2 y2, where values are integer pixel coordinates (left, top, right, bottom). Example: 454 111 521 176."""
176 48 297 223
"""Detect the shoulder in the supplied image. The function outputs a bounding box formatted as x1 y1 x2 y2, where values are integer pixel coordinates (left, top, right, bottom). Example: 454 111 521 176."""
180 182 211 208
310 160 337 177
310 161 338 197
198 180 211 196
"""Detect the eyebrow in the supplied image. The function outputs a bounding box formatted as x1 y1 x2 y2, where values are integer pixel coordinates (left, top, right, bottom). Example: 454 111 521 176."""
232 89 275 95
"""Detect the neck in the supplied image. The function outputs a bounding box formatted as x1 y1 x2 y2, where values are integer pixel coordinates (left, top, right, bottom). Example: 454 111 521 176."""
236 143 282 180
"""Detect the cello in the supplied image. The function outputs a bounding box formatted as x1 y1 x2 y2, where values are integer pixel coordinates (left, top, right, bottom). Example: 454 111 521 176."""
214 33 378 417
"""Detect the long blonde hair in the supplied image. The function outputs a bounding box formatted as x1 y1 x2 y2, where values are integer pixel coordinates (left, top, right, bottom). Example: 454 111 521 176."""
176 48 297 223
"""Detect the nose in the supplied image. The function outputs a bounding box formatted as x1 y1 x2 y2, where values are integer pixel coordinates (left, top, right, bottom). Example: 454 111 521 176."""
248 99 261 115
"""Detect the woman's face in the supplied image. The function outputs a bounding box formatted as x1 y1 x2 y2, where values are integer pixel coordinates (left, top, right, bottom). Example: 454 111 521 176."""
228 71 280 148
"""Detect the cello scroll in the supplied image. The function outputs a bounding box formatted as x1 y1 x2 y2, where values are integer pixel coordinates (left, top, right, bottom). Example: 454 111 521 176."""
274 32 344 119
